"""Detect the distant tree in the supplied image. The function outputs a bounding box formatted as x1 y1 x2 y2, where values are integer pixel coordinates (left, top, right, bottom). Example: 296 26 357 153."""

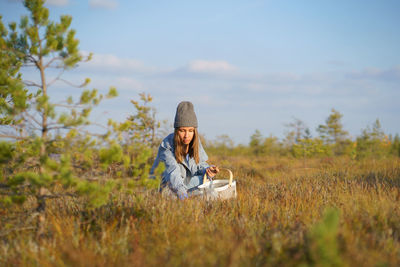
356 119 388 159
249 129 264 155
285 117 308 144
283 118 311 156
204 134 235 158
371 119 385 139
262 135 282 156
317 109 350 155
317 108 348 144
292 137 330 165
249 130 283 156
284 118 327 160
391 134 400 157
215 134 234 149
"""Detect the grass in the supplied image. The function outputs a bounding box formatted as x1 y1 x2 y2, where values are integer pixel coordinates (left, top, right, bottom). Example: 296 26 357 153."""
1 156 400 266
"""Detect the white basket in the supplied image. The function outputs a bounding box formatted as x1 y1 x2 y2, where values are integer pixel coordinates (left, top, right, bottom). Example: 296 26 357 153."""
198 168 237 200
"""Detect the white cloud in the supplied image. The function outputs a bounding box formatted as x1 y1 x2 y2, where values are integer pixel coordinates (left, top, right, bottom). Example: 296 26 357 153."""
112 77 145 91
80 54 237 77
46 0 69 6
89 0 118 9
347 66 400 82
80 52 155 73
186 60 237 74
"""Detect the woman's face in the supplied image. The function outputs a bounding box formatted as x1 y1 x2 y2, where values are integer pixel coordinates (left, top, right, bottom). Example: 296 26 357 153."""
177 127 195 145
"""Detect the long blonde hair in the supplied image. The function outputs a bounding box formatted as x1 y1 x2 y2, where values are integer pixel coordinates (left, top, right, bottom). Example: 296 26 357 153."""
174 128 200 164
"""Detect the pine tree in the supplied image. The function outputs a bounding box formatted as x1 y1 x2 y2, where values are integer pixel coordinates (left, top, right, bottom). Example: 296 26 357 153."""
285 117 308 144
317 108 350 155
250 129 264 155
0 16 31 133
127 93 160 148
0 0 119 152
391 134 400 157
317 108 348 144
0 0 118 233
104 93 163 186
356 119 388 159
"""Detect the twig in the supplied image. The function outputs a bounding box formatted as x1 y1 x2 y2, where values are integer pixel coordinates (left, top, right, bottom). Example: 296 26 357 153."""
47 68 65 87
58 78 88 88
44 56 64 69
23 80 42 88
0 134 26 140
53 103 85 108
22 111 42 128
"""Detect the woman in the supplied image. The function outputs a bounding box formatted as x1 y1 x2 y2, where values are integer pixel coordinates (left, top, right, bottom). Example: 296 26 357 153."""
150 101 219 199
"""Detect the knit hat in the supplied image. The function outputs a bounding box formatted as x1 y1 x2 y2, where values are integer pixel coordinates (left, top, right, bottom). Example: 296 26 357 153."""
174 101 198 128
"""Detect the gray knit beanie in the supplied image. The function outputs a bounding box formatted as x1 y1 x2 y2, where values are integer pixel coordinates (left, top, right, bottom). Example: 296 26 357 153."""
174 101 198 128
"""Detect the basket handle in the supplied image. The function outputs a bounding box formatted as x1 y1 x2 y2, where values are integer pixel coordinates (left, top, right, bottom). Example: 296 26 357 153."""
202 167 233 186
221 168 233 187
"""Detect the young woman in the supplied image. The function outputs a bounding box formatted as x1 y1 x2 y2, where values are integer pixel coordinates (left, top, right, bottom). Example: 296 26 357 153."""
150 101 219 199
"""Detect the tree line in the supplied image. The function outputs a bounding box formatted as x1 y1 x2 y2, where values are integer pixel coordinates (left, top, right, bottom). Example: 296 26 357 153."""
206 108 400 160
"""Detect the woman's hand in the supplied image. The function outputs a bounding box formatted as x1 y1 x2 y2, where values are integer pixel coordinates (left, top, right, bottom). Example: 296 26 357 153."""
206 166 219 179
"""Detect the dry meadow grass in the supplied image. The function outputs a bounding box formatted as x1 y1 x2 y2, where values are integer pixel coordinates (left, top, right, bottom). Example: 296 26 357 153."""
1 156 399 266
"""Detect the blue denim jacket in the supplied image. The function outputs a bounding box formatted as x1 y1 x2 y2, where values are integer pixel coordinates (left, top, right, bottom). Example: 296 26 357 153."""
150 133 209 198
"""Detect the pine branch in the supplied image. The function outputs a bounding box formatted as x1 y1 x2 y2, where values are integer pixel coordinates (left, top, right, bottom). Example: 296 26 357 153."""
21 63 37 67
1 125 21 137
47 69 65 87
0 134 26 140
46 125 71 131
25 54 39 67
22 111 42 128
44 57 64 69
53 102 85 109
80 128 107 137
58 78 88 88
23 80 42 88
86 122 108 130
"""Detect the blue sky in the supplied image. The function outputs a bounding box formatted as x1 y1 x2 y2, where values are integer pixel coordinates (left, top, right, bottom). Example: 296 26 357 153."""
1 0 400 144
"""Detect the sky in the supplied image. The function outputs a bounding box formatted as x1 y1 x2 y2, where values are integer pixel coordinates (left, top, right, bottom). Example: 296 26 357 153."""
1 0 400 144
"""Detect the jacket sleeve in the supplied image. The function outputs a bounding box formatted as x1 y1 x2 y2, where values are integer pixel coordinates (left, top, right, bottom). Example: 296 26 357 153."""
158 145 188 197
149 149 161 176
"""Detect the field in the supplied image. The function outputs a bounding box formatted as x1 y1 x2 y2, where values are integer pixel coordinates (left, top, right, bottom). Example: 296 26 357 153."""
1 155 400 266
